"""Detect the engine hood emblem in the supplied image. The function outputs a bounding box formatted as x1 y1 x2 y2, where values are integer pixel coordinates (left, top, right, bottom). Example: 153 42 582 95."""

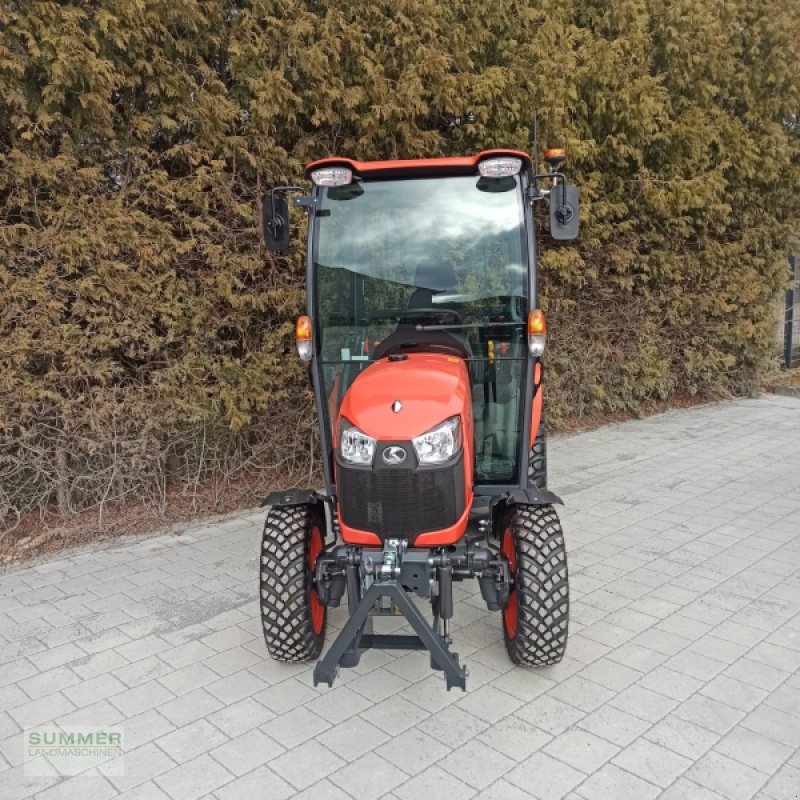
382 446 407 465
392 400 403 413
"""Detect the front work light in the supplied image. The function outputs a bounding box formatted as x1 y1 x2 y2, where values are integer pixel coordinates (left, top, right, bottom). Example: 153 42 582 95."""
340 420 376 465
412 417 461 464
296 315 313 362
528 309 547 357
478 157 522 178
310 167 353 187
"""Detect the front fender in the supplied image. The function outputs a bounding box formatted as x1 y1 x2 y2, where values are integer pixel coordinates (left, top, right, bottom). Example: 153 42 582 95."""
261 489 326 508
507 487 563 506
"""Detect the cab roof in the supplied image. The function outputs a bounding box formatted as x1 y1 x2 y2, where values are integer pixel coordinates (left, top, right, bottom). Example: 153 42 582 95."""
305 149 532 179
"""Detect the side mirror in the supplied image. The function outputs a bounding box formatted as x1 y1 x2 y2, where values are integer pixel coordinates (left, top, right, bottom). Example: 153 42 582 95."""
550 184 580 241
263 194 290 251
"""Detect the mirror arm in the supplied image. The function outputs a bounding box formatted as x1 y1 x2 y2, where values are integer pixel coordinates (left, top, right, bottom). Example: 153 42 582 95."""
530 172 568 206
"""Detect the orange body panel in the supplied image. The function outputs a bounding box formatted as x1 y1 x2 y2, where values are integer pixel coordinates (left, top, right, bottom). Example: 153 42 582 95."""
334 516 381 546
336 353 474 547
306 149 532 178
414 504 472 547
530 361 543 446
338 354 472 441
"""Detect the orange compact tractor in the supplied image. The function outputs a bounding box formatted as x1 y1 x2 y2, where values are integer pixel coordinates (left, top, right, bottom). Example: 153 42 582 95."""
260 147 579 689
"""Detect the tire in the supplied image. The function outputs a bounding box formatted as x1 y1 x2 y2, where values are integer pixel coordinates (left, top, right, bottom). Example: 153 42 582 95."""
502 504 569 666
528 422 547 489
260 504 326 661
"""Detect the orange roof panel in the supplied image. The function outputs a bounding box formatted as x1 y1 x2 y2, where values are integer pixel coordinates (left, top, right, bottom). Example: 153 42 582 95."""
305 149 531 178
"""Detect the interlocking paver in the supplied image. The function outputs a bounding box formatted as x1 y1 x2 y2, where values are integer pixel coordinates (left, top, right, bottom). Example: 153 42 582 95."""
107 679 174 718
476 714 552 761
156 718 229 763
209 728 285 776
269 739 345 791
322 718 390 766
441 738 516 790
362 693 431 737
154 752 233 800
416 703 489 748
763 763 800 800
36 774 118 800
393 764 476 800
577 762 660 800
515 693 586 734
658 777 728 800
113 654 173 688
577 704 651 748
674 693 746 735
212 764 292 800
637 665 704 701
608 684 679 722
252 677 318 715
329 750 409 800
8 691 75 728
205 696 274 739
0 397 798 799
474 778 539 800
741 704 800 748
642 713 719 759
543 728 619 773
100 741 175 793
455 683 523 723
303 684 373 725
713 725 793 775
507 751 586 799
611 736 692 787
260 705 330 748
686 750 769 800
700 673 768 712
547 675 615 712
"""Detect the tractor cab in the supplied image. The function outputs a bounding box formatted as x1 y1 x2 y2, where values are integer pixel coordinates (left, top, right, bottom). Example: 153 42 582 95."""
260 149 578 690
313 161 528 487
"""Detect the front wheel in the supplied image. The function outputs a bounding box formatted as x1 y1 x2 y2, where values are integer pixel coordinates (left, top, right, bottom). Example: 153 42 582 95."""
502 504 569 666
260 504 326 661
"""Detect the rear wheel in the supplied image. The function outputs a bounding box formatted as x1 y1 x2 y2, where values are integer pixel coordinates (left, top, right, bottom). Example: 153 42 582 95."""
528 423 547 489
260 504 326 661
502 504 569 666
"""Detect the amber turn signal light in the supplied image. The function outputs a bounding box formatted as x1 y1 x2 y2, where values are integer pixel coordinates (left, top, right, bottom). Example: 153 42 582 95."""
528 309 547 335
528 309 547 357
295 315 313 361
296 315 312 340
543 148 566 172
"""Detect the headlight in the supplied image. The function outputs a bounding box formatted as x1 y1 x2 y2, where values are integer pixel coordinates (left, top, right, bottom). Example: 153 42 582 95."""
478 157 522 178
340 420 376 465
310 167 353 186
412 417 461 464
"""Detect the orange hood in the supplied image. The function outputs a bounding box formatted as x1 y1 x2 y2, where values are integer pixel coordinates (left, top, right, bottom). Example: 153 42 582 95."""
339 353 472 441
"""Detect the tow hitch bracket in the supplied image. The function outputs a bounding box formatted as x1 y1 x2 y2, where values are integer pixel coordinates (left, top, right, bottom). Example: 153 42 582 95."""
313 578 468 691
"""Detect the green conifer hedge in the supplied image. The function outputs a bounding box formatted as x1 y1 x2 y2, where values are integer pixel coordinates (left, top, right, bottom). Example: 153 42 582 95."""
1 1 798 522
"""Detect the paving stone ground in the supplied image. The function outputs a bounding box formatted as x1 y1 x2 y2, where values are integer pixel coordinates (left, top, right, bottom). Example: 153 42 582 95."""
2 395 800 800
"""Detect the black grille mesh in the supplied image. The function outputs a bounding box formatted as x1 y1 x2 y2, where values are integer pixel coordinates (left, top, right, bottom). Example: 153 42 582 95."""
339 452 465 541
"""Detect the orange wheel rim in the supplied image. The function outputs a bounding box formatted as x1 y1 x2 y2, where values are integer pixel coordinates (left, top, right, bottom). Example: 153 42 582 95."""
308 525 325 635
502 526 518 638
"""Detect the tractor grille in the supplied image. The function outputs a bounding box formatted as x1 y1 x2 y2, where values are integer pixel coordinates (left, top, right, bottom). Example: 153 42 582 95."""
338 452 465 541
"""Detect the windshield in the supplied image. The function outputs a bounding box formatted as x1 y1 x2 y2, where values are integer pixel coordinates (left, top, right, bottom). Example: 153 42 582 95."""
314 175 529 484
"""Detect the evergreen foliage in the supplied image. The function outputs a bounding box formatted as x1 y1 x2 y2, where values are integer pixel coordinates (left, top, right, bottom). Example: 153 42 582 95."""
1 0 798 522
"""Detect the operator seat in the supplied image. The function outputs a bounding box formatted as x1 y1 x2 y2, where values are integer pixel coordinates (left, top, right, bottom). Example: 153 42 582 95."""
372 261 470 360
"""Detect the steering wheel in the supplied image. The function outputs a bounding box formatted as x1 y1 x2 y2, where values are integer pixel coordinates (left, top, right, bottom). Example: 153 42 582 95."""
395 308 463 325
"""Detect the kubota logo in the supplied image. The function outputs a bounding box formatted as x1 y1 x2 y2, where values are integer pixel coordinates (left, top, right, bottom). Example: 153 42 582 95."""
381 446 407 465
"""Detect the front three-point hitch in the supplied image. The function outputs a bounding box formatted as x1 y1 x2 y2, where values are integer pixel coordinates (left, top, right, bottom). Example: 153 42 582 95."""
312 537 511 691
